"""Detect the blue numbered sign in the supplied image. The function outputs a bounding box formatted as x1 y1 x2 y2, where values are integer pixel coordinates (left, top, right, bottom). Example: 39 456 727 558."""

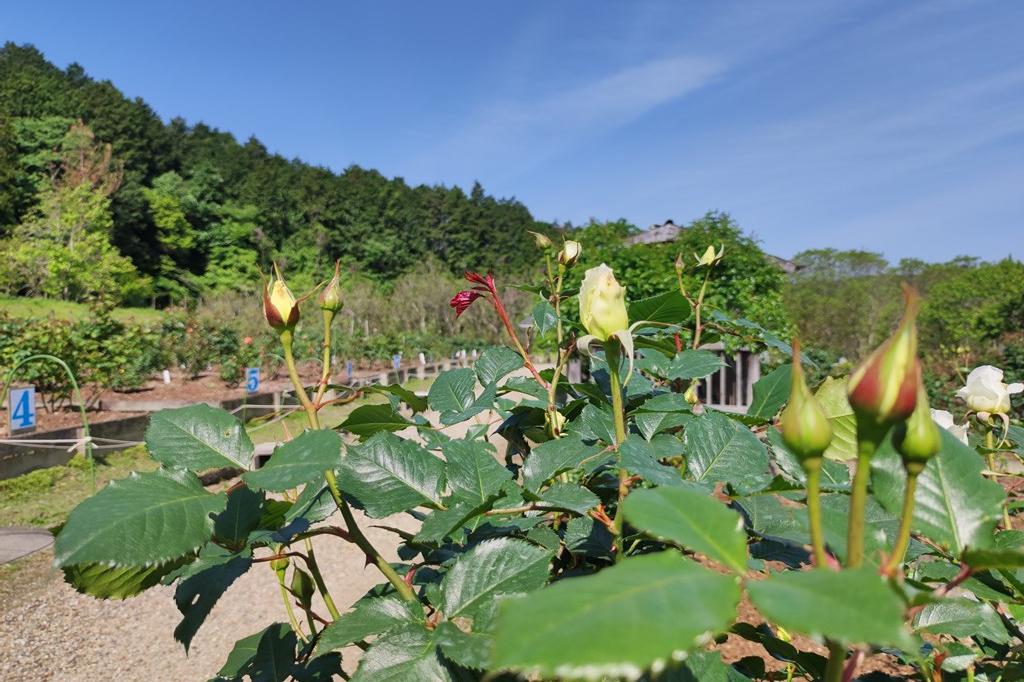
245 367 260 394
9 386 36 432
346 360 353 380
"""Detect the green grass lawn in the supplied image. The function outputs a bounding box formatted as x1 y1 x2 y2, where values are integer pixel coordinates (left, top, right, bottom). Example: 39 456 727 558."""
0 296 164 324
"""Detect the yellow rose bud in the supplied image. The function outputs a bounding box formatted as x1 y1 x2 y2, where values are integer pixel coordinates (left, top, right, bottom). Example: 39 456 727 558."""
318 260 344 314
894 380 942 471
579 264 629 341
530 231 553 249
779 340 833 462
558 240 582 267
263 265 300 332
847 283 921 426
683 382 700 406
694 244 724 267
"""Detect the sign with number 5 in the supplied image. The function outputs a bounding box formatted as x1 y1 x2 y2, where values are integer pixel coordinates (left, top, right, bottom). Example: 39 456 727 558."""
9 385 36 432
245 367 260 394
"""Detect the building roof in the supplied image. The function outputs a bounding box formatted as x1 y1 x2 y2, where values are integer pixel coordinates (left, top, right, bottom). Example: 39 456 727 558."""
625 219 798 273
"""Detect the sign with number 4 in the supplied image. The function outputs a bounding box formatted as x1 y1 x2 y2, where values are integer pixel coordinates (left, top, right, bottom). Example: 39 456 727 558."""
245 367 260 394
9 385 36 432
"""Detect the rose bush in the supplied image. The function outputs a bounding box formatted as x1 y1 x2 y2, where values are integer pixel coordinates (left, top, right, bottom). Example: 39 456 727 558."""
53 241 1024 681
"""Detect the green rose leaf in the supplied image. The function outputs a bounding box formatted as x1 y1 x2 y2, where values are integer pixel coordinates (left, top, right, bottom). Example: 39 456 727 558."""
213 486 264 546
443 439 512 505
218 623 297 680
351 626 458 682
685 411 771 494
491 552 741 679
338 403 415 439
623 486 748 573
915 598 1008 644
54 468 226 567
475 346 524 385
628 290 689 324
145 404 254 471
441 537 554 619
316 596 424 655
338 431 445 517
746 364 791 421
815 377 856 461
168 544 253 651
747 567 912 647
522 434 608 492
243 429 343 492
62 558 188 600
871 430 1003 556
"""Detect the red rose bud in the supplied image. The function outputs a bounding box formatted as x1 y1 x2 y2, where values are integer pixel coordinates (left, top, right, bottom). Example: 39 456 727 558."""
893 379 941 471
464 271 495 291
318 259 344 313
779 340 833 462
263 264 300 332
450 289 484 317
847 283 921 425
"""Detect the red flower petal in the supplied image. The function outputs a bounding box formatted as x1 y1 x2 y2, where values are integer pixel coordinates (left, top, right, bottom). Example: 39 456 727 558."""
450 290 484 317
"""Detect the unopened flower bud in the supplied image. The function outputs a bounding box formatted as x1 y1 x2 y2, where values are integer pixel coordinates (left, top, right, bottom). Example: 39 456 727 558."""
894 381 942 471
545 409 567 438
318 260 344 314
684 382 700 406
269 556 290 572
290 567 315 608
674 252 685 275
847 284 921 426
694 244 724 267
780 341 833 462
530 231 553 249
579 264 628 341
558 240 582 267
263 264 300 333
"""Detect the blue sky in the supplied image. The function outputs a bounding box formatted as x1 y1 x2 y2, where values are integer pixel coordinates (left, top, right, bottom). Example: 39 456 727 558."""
3 1 1022 261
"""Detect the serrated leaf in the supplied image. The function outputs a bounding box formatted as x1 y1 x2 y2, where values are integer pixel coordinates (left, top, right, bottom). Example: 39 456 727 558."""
767 429 849 491
628 290 688 324
815 377 856 461
218 627 265 679
171 545 253 651
619 435 687 487
623 487 747 573
746 364 791 421
664 350 726 380
54 468 226 567
338 431 445 517
244 430 343 492
351 626 456 682
363 383 428 412
522 434 608 492
915 598 1008 643
214 486 264 546
747 568 911 647
62 558 187 600
504 375 549 401
338 403 414 439
632 393 691 440
475 346 524 385
491 552 740 678
284 482 337 526
684 411 770 494
435 621 491 670
414 501 488 545
567 403 617 444
145 404 254 471
249 621 298 681
316 596 424 655
537 482 600 514
871 430 1003 556
441 538 553 619
443 440 512 504
428 368 477 414
532 300 558 335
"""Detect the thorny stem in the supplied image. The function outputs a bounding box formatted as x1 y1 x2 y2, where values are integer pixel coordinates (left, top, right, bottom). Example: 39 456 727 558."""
883 467 920 576
280 326 416 605
606 342 629 561
314 309 334 407
487 285 548 388
691 268 713 350
303 538 341 620
848 422 884 568
545 264 569 434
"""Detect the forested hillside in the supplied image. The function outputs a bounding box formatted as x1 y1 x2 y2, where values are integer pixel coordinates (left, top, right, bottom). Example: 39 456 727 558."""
0 43 550 304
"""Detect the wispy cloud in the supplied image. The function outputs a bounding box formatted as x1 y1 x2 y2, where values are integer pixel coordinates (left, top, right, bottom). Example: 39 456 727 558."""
411 54 725 183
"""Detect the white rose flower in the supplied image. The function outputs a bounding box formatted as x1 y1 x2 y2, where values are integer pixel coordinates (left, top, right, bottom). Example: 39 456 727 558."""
929 408 969 445
955 365 1023 414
